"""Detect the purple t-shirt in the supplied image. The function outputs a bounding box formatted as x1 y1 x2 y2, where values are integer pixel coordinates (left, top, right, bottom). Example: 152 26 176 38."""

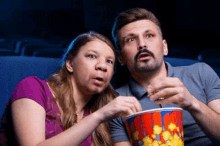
11 76 92 145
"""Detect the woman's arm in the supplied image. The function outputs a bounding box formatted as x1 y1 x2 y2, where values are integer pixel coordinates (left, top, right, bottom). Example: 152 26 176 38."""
12 99 46 146
12 96 142 146
114 141 131 146
12 98 102 146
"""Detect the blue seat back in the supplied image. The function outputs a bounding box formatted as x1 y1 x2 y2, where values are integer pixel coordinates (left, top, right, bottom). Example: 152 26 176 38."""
164 57 199 66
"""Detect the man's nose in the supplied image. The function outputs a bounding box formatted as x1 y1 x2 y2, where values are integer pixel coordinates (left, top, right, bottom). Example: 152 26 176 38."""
138 37 147 50
95 60 107 72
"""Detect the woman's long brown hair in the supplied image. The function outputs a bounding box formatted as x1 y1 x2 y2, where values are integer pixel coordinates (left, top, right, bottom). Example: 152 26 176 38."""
47 31 117 146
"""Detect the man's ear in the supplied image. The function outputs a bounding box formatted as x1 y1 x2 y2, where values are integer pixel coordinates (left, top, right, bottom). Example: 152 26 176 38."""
66 60 74 73
116 50 125 66
162 40 168 56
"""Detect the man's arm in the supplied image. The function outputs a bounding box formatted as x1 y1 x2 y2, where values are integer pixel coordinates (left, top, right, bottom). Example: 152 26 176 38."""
110 115 132 145
147 77 220 142
189 98 220 142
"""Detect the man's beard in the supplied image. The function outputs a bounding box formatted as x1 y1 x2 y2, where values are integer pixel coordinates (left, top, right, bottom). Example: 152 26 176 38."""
134 60 160 72
134 48 160 72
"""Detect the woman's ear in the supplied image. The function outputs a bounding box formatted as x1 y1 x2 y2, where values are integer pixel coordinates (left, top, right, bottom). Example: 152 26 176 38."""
116 51 125 66
66 60 74 73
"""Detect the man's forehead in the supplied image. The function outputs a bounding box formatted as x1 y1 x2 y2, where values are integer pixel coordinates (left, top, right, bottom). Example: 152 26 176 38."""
119 19 160 37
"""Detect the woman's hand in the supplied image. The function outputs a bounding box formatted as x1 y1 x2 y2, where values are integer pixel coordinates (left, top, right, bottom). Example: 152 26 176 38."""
95 96 142 123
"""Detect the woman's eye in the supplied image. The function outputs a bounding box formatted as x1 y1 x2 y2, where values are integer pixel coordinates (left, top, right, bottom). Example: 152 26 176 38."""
88 54 97 58
107 60 114 64
128 37 135 42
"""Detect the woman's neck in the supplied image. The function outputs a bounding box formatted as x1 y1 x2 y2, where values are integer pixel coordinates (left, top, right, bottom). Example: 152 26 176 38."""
71 78 93 113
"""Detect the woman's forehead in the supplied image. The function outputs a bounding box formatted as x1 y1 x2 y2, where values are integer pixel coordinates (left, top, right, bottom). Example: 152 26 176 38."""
80 40 115 55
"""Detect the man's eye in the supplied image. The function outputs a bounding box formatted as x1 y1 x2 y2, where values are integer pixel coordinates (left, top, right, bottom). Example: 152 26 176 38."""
88 54 97 58
146 34 153 38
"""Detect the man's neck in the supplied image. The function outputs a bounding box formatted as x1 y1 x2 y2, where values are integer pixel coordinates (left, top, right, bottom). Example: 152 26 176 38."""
131 62 168 90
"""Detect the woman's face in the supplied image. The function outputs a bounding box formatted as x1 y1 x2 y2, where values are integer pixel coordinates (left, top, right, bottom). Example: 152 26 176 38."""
67 40 115 96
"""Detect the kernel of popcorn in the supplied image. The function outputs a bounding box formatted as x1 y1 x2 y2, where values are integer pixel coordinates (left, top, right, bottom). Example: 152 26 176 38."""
152 134 156 139
143 140 153 146
153 125 163 135
173 133 179 139
171 139 178 146
162 131 171 141
166 140 172 146
169 136 173 140
179 140 184 146
152 140 160 146
168 123 177 131
143 136 153 144
170 138 179 146
177 127 180 132
169 135 184 146
177 139 184 146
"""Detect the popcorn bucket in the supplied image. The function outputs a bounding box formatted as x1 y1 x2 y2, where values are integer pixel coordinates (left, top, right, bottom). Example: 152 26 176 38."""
124 107 184 146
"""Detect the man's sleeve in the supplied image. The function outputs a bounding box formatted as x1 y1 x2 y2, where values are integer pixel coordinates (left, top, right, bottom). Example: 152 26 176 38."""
109 116 130 142
199 63 220 103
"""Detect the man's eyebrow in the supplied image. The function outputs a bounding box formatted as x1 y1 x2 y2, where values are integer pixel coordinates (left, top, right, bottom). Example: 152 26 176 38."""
144 30 151 33
121 29 152 39
121 33 136 40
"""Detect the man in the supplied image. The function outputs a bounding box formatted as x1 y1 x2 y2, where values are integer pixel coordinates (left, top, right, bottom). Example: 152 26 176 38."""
110 8 220 146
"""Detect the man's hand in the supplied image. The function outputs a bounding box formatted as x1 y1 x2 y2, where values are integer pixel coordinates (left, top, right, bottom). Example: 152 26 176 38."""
147 77 197 110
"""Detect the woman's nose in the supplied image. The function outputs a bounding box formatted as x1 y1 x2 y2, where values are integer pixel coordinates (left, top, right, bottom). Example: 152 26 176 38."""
95 61 107 72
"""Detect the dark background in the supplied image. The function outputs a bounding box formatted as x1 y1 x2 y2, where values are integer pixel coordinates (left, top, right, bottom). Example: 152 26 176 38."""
1 0 220 59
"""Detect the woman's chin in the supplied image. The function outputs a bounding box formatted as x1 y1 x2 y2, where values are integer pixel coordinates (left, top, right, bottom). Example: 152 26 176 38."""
91 85 107 94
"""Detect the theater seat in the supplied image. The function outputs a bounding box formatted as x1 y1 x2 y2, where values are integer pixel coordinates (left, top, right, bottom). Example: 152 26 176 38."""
197 49 220 77
164 57 199 66
0 56 61 121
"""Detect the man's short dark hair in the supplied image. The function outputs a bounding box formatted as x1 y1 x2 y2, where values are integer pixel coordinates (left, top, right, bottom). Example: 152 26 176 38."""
112 8 162 51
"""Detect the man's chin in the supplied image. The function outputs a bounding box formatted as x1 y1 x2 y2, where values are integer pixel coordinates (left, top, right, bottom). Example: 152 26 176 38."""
135 65 158 72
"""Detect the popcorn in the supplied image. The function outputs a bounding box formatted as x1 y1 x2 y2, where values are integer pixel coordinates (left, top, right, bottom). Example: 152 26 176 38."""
125 108 184 146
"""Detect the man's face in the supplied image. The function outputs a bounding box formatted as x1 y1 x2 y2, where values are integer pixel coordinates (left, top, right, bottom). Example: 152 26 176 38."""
118 19 168 74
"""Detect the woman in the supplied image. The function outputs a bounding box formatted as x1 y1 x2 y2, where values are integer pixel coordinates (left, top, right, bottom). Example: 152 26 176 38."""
4 31 142 146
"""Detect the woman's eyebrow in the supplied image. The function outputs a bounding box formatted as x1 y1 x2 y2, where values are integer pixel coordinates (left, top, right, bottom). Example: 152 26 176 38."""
87 50 99 54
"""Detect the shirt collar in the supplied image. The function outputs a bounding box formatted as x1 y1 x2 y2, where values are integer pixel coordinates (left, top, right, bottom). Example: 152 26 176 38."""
166 61 174 77
128 61 174 99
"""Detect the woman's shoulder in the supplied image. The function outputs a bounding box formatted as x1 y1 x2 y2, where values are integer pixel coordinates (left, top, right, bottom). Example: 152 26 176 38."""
19 76 46 85
11 76 52 108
